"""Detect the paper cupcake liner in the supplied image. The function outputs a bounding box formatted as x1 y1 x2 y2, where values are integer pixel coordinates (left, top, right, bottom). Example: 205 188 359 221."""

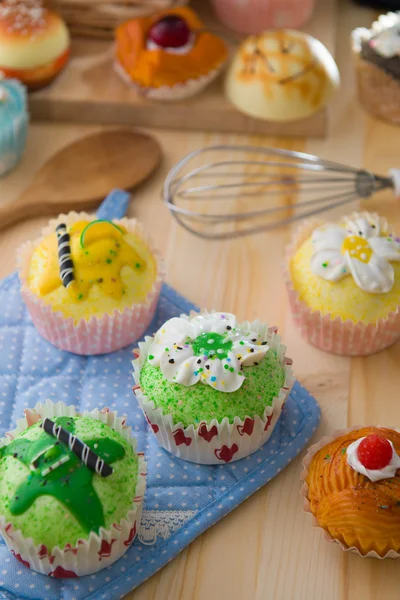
132 311 295 464
0 400 147 577
352 13 400 124
17 212 165 355
0 79 29 177
114 59 226 101
284 217 400 356
300 426 400 559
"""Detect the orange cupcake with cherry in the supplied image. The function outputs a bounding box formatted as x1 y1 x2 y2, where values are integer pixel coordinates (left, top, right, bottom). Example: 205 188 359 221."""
0 1 70 91
301 427 400 557
115 6 228 100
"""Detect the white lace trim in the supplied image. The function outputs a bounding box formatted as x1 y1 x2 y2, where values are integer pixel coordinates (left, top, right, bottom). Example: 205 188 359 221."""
138 510 197 545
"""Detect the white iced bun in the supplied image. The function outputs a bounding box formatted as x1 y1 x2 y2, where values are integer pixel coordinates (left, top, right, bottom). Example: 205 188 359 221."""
225 29 340 122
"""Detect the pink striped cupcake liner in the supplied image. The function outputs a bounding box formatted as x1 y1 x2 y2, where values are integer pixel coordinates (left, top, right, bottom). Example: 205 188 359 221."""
17 212 165 355
0 400 147 576
284 219 400 356
132 313 295 465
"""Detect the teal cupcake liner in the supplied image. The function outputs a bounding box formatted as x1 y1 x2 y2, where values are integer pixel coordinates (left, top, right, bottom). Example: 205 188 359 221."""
0 79 29 177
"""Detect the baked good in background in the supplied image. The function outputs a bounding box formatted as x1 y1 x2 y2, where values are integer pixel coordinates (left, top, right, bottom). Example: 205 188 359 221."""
115 6 228 100
17 214 164 355
210 0 316 34
225 29 339 122
0 401 146 576
353 12 400 124
285 211 400 355
0 0 70 91
0 76 28 176
302 427 400 557
133 310 295 464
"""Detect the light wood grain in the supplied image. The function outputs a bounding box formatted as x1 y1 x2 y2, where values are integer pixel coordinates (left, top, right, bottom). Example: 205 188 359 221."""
2 0 400 598
29 0 336 136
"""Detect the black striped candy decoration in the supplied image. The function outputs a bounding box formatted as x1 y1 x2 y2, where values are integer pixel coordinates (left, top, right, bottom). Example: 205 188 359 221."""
41 417 113 478
56 223 75 289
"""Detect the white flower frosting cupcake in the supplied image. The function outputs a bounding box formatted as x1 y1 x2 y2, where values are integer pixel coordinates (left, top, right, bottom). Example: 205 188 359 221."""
285 211 400 355
310 213 400 293
133 310 294 464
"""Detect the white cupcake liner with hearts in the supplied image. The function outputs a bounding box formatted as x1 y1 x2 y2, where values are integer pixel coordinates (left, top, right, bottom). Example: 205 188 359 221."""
284 217 400 356
114 59 226 101
300 426 400 559
17 212 165 355
132 312 295 464
0 400 147 577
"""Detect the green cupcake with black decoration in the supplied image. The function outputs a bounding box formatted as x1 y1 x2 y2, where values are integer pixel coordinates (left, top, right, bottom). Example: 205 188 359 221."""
0 402 146 577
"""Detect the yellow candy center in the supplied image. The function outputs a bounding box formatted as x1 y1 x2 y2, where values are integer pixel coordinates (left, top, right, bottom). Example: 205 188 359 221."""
37 220 147 302
341 236 373 264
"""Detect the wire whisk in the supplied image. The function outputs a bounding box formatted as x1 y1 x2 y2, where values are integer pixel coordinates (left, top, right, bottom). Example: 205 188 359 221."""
163 145 400 240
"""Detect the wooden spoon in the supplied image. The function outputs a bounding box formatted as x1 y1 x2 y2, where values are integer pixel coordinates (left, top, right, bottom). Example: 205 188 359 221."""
0 129 162 231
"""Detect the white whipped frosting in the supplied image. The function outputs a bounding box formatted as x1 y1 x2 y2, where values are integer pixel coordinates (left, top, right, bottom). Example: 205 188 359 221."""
346 437 400 482
311 212 400 294
370 24 400 58
146 33 195 55
147 312 269 393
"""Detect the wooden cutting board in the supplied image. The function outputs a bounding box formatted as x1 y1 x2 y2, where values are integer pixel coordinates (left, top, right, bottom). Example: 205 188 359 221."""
29 0 337 137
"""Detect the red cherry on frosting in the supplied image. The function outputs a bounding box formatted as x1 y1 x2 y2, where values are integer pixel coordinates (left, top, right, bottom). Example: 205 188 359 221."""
357 435 393 470
148 15 191 49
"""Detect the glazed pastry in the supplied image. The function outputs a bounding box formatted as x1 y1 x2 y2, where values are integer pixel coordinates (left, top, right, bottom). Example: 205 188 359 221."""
225 29 339 121
115 7 228 100
0 76 28 176
353 12 400 124
133 310 294 464
0 401 146 576
18 214 164 354
285 211 400 355
302 427 400 557
0 1 70 91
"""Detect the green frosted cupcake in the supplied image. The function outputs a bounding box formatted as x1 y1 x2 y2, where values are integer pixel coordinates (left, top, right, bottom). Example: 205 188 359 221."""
0 401 146 577
133 310 295 464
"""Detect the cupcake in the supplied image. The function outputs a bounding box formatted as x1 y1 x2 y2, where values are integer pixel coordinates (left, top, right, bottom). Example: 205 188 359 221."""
285 211 400 355
352 12 400 124
301 427 400 558
115 7 228 101
0 400 146 576
0 76 28 177
18 213 164 355
0 1 70 91
225 29 339 122
132 310 294 464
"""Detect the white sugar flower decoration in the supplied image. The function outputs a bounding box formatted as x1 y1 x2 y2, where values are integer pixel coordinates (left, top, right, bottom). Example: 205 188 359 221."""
147 312 269 393
311 212 400 293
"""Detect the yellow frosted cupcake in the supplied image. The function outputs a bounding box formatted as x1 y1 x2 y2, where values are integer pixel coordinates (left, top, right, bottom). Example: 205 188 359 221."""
18 213 164 355
285 211 400 355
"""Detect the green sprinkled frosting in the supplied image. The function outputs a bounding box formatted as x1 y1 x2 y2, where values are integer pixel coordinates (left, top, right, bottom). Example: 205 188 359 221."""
0 416 138 551
140 350 285 428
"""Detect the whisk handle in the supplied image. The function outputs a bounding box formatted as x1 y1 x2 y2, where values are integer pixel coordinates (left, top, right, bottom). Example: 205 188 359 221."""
389 169 400 197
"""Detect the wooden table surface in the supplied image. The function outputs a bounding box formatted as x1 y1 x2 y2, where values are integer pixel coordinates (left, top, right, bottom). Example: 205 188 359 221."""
2 1 400 599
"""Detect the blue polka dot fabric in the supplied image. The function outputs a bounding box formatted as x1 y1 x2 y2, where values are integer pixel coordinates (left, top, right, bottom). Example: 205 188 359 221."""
0 192 320 600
